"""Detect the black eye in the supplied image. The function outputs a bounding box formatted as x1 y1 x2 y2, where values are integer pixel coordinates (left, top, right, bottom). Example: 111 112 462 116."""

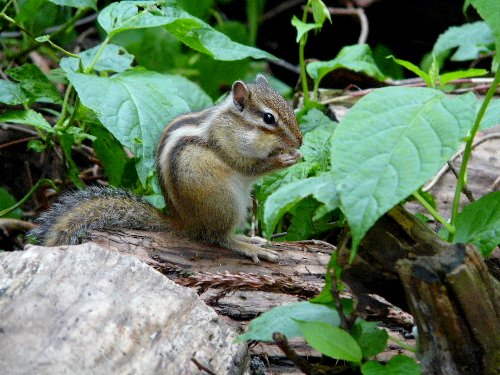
263 112 276 125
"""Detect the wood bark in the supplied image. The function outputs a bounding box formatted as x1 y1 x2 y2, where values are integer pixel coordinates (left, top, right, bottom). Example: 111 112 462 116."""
335 205 500 374
398 245 500 375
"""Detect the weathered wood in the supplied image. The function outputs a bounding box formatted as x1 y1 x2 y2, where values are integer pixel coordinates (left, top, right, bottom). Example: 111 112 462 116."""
397 245 500 375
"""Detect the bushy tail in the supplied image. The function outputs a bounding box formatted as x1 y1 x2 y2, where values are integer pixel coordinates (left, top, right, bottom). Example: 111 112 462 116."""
29 186 169 246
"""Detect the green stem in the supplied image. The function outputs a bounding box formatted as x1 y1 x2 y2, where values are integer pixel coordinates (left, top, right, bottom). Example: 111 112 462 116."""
9 8 89 60
299 4 310 107
1 0 14 14
56 83 75 128
0 179 58 217
84 35 111 73
44 37 79 58
413 191 455 234
1 13 34 38
448 68 500 241
246 0 259 46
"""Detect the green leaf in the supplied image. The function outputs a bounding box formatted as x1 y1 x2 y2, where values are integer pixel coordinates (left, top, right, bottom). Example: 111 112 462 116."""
331 87 476 251
90 123 128 186
59 133 84 188
0 80 28 105
264 173 339 235
311 0 331 25
161 74 213 111
351 320 388 358
387 56 432 86
98 1 274 60
6 64 62 104
453 191 500 257
60 44 134 73
301 123 335 167
255 162 317 204
286 197 335 239
439 68 488 86
35 35 50 43
432 22 494 63
46 0 96 10
361 355 421 375
291 15 321 43
0 110 55 134
469 0 500 61
237 301 340 342
67 70 190 184
299 108 336 133
480 98 500 129
307 45 385 85
0 188 22 219
27 139 47 152
295 320 362 363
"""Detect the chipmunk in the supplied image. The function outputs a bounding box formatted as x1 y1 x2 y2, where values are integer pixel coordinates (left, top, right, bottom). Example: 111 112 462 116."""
29 75 303 263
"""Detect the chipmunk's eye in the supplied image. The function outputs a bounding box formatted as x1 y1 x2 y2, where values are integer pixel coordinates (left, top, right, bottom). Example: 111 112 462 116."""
263 112 276 125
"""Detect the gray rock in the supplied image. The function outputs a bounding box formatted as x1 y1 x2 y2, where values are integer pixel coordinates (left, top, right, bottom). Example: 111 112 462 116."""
0 244 248 375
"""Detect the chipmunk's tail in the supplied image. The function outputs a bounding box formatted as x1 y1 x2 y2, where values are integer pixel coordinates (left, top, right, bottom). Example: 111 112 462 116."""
29 186 169 246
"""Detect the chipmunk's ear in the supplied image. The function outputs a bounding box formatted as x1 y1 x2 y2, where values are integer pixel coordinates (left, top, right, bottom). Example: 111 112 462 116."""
232 80 249 111
255 74 269 87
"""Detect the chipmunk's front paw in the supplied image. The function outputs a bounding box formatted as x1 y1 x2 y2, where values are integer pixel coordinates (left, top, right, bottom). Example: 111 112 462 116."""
278 149 302 167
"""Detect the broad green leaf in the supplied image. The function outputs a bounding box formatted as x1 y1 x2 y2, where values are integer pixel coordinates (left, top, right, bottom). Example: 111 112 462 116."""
432 22 494 63
301 124 335 167
470 0 500 61
60 44 134 73
362 355 421 375
264 173 339 235
440 68 488 86
299 107 336 133
286 197 335 240
67 70 190 184
255 161 317 204
6 64 62 104
351 320 388 358
307 45 385 85
0 80 28 105
0 188 22 219
59 133 84 188
480 98 500 129
15 0 58 36
98 1 274 60
331 87 476 251
237 302 340 342
90 123 128 186
46 0 96 10
162 74 213 111
295 320 362 363
453 191 500 257
387 56 431 86
291 15 321 43
0 110 55 133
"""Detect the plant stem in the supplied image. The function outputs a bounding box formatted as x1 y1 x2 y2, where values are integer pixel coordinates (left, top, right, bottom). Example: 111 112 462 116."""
299 3 310 107
0 0 14 14
0 179 58 217
44 37 80 58
56 83 75 128
9 8 89 60
412 191 455 234
448 68 500 241
85 35 111 73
